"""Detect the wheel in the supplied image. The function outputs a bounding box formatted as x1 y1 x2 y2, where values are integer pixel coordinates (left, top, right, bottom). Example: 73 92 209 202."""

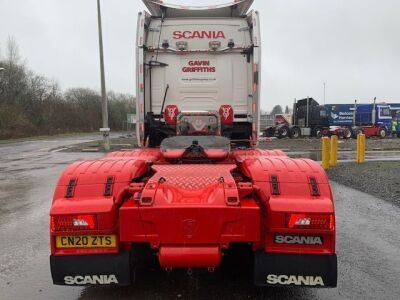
264 127 275 137
342 127 352 139
353 128 364 138
290 127 301 138
278 126 289 139
379 127 387 138
315 129 323 138
312 127 323 138
321 128 329 137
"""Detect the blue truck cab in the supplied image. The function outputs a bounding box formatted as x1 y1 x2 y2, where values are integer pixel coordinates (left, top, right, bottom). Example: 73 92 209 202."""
324 103 392 136
356 104 392 130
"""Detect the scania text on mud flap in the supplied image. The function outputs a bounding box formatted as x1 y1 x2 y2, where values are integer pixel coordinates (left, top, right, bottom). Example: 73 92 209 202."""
50 0 337 288
274 235 323 245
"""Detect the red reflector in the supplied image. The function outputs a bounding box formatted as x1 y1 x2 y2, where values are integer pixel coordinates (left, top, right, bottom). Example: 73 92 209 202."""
287 214 334 230
51 215 97 231
164 105 179 125
219 105 234 125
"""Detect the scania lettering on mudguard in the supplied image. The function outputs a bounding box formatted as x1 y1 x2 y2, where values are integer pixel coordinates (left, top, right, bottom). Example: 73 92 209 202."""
50 251 131 286
266 274 324 286
274 235 323 245
64 274 119 285
254 252 337 287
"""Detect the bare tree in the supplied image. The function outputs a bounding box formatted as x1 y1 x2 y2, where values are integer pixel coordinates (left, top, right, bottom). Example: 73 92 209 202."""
0 37 136 139
6 36 21 65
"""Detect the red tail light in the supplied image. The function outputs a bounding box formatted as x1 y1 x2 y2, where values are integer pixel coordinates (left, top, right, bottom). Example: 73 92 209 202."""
51 214 97 231
287 214 334 230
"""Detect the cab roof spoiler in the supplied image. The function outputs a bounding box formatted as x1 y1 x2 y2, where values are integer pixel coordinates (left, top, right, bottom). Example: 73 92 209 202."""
142 0 254 18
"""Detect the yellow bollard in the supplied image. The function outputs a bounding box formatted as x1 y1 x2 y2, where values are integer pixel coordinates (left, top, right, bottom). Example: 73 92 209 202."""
321 137 330 170
330 135 338 167
356 134 360 162
360 134 366 162
356 133 366 163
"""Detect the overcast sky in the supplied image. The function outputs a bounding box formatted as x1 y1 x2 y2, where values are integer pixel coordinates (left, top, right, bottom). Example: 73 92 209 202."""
1 0 400 111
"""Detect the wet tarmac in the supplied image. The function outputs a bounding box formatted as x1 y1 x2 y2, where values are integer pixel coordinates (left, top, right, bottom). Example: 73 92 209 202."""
1 135 399 299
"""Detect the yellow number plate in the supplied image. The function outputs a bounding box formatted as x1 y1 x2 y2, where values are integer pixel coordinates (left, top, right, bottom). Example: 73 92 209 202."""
56 235 116 248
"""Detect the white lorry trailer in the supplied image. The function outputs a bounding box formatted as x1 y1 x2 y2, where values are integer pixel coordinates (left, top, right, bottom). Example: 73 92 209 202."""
136 0 261 146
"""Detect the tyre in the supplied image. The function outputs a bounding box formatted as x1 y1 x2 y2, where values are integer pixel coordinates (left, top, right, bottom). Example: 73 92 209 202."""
313 127 323 138
278 126 289 139
264 127 275 137
353 128 364 138
290 127 301 138
321 128 329 137
342 127 352 139
378 127 387 138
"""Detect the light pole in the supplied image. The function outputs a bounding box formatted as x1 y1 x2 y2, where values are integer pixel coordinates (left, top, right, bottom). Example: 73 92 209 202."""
97 0 110 151
0 68 5 95
323 82 326 105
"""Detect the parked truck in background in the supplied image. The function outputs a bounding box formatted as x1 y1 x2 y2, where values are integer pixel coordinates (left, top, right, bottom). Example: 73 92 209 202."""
264 98 341 139
264 97 393 138
49 0 337 288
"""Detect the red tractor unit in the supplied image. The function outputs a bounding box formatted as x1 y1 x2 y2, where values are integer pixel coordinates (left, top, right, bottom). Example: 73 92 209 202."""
50 0 337 288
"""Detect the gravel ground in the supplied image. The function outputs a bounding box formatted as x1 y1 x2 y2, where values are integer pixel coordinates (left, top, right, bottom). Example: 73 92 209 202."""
327 161 400 207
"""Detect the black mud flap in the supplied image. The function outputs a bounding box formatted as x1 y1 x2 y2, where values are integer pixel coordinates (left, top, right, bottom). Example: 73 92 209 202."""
254 252 337 287
50 251 131 286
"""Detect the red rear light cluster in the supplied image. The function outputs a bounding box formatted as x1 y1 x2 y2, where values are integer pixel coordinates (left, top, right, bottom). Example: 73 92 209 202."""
51 214 97 231
287 213 334 230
